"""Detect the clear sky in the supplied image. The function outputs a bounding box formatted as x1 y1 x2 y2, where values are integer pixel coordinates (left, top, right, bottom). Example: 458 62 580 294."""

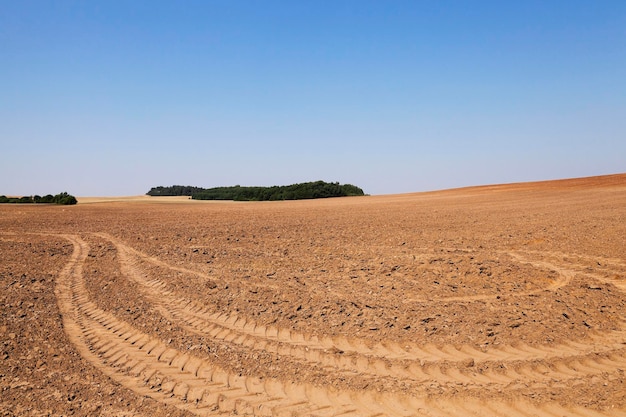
1 1 625 196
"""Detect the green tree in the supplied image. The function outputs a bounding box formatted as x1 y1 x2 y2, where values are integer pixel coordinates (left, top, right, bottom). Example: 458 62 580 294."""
53 192 77 205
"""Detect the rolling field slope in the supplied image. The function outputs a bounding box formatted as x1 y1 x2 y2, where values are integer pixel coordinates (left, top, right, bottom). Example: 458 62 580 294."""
1 174 625 416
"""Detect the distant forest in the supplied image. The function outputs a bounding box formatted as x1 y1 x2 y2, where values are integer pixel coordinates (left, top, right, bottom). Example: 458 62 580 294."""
147 181 366 201
0 192 78 205
147 185 206 197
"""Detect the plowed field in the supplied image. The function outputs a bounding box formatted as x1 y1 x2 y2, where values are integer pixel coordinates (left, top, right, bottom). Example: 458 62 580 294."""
2 174 625 416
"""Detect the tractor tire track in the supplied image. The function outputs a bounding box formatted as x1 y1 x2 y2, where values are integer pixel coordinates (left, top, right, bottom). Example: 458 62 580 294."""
512 249 626 293
100 233 626 397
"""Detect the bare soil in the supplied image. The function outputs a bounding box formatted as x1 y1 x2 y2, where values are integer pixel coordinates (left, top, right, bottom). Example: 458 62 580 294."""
1 173 625 416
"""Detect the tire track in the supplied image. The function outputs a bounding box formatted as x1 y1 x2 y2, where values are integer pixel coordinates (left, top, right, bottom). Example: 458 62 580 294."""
100 233 626 395
512 249 626 293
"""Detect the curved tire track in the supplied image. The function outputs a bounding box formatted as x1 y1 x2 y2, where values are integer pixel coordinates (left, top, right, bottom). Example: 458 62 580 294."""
96 233 626 413
512 249 626 293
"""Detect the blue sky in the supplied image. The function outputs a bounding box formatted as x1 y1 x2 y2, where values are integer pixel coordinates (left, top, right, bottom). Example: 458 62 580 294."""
1 1 624 196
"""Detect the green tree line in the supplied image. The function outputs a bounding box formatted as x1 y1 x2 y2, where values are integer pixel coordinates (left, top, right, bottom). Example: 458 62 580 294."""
147 181 365 201
0 192 77 205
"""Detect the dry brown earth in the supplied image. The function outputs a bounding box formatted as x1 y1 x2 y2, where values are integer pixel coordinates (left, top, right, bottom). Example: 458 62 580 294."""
1 173 625 416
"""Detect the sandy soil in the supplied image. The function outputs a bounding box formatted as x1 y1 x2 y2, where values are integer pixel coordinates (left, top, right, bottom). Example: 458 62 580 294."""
1 173 625 416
